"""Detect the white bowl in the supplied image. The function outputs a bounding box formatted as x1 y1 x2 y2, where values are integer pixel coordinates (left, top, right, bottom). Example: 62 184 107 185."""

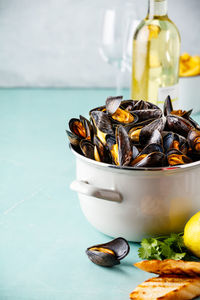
179 75 200 114
70 145 200 241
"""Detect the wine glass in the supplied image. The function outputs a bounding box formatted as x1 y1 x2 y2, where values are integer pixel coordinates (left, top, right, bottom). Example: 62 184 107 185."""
99 1 139 95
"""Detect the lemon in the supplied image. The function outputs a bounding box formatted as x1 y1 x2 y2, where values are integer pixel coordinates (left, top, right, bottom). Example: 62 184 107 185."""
184 211 200 258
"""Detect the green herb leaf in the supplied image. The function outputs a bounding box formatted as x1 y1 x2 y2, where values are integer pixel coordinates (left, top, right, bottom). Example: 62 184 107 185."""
138 233 190 261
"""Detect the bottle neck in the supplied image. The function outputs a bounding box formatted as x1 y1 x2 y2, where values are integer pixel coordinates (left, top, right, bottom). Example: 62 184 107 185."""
147 0 168 18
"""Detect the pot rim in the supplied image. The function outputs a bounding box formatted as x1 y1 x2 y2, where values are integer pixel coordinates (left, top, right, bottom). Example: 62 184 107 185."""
70 144 200 172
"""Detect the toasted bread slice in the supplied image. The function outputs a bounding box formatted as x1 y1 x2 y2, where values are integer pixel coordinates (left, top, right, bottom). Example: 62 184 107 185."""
130 275 200 299
134 259 200 276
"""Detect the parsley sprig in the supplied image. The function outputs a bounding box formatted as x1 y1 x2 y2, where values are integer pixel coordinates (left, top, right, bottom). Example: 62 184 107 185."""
138 233 188 260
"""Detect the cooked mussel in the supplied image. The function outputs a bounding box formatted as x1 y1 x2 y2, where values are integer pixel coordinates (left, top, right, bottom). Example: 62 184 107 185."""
120 100 136 111
164 95 173 116
69 116 92 140
67 115 92 147
132 145 140 160
106 134 119 165
106 126 132 166
86 237 130 267
90 111 114 145
132 109 162 122
164 96 200 130
163 132 189 154
140 143 163 155
147 129 163 146
79 115 93 139
67 94 200 168
110 108 138 125
106 96 123 115
66 130 81 147
131 99 159 110
93 135 111 163
166 115 194 137
164 96 191 118
129 117 166 145
80 140 95 160
132 100 149 110
187 129 200 153
130 142 164 167
131 152 165 167
117 126 132 166
166 149 192 166
69 118 86 138
105 96 138 126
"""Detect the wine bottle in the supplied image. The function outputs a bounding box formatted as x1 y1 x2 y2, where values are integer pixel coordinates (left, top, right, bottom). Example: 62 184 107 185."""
131 0 181 108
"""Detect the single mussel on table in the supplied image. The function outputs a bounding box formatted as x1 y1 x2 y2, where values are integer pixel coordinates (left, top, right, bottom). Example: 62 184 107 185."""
67 95 200 168
86 237 130 267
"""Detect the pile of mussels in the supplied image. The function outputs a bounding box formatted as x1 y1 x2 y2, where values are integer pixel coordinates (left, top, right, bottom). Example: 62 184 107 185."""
66 96 200 168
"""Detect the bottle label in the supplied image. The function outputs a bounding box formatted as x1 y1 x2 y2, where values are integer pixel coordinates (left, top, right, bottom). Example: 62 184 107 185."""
157 84 179 109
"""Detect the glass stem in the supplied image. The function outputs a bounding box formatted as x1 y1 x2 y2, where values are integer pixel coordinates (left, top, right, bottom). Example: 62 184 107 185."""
115 62 126 96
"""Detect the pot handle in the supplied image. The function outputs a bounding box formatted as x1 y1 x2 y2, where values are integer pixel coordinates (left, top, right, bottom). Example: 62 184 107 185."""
70 180 122 203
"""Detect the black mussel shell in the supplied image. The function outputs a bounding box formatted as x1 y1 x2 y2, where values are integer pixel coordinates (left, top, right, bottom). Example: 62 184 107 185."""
120 100 136 111
79 115 93 140
132 100 149 110
164 95 173 116
187 149 200 162
69 118 87 139
163 132 189 154
181 109 193 119
89 105 106 115
163 132 178 152
106 134 118 165
86 247 119 267
106 96 123 115
165 115 194 137
147 129 163 146
140 143 163 155
125 118 158 136
106 134 116 148
132 109 162 122
131 152 165 168
167 149 192 166
93 135 111 163
132 100 159 110
86 237 130 267
139 117 166 145
108 126 133 166
132 145 139 160
187 116 200 130
163 96 190 118
117 126 132 166
66 130 81 147
91 111 114 135
187 129 200 153
102 237 130 260
80 139 95 160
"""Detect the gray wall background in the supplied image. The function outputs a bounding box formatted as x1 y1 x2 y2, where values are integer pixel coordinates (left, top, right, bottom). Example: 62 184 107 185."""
0 0 199 87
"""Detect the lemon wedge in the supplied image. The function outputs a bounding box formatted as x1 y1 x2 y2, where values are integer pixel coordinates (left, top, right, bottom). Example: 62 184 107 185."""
183 211 200 258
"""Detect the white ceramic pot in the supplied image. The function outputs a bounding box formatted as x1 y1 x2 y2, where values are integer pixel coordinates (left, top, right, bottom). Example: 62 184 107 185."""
70 146 200 241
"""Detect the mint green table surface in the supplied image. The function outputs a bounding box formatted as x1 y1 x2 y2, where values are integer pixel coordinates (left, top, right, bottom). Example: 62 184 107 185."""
0 88 200 300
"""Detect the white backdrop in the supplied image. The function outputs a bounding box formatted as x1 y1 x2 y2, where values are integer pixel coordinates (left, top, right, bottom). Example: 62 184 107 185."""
0 0 199 87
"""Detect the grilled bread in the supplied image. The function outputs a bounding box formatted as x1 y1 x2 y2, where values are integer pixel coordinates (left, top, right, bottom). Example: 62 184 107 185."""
134 259 200 276
130 275 200 300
